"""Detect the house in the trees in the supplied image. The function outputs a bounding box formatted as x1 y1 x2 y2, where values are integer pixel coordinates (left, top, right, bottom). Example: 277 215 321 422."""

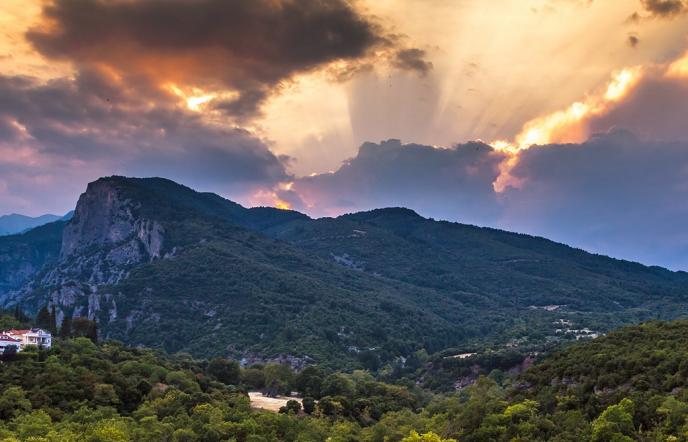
0 334 21 353
1 328 52 350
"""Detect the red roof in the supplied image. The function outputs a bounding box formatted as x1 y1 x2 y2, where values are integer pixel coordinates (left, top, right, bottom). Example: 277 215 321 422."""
0 334 20 342
6 329 30 335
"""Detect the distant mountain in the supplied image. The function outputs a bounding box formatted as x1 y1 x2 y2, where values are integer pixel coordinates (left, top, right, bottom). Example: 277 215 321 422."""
0 213 60 235
0 211 73 236
1 176 688 369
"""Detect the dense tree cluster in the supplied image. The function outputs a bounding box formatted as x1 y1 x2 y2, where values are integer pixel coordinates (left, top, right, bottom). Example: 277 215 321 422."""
0 314 426 441
32 305 98 344
4 317 688 440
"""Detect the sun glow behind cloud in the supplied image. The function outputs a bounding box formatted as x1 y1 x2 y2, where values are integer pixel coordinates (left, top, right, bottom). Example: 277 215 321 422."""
165 83 218 112
666 51 688 78
246 181 296 210
489 65 645 192
491 66 643 154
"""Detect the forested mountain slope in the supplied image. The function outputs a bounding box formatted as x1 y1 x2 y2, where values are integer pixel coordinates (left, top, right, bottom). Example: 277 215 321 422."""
1 176 688 369
0 221 64 298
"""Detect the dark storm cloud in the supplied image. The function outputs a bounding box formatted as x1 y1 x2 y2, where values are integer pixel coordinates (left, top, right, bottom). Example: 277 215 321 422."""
393 49 434 76
640 0 687 17
0 68 290 214
27 0 430 117
291 139 506 225
212 89 270 121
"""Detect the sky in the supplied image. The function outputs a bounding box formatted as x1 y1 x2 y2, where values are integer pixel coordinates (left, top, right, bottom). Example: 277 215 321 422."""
2 0 688 269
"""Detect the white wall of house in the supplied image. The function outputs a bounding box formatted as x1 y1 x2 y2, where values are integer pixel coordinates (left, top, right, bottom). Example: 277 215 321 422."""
0 336 21 352
1 328 52 350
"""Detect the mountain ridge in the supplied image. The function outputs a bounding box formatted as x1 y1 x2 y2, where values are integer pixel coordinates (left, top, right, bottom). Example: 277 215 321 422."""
2 176 688 370
0 212 73 236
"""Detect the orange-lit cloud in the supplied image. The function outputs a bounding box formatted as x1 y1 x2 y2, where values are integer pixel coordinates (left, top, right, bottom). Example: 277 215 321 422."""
666 51 688 78
26 0 431 121
495 49 688 154
246 181 299 210
492 66 644 154
165 83 218 112
489 48 688 192
489 66 642 191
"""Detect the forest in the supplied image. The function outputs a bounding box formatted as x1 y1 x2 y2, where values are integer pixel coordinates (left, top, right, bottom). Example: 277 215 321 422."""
4 311 688 441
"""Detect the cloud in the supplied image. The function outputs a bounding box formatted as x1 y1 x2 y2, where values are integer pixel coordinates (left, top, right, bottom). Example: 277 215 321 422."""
626 11 642 22
0 68 289 214
640 0 687 17
392 48 433 76
279 132 688 270
290 139 506 224
627 35 640 48
212 89 270 122
27 0 430 118
488 49 688 157
588 72 688 142
501 131 688 269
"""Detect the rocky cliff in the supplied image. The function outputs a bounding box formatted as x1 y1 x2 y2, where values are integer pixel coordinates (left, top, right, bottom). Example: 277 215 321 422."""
61 179 164 260
4 175 688 367
4 177 166 324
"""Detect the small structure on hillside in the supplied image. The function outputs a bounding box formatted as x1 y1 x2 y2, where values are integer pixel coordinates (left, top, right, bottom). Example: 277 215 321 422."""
0 334 22 353
1 328 52 351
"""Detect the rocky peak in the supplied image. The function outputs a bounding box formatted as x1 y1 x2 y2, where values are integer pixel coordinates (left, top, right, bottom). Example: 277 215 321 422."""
61 177 164 261
61 178 137 258
5 177 167 318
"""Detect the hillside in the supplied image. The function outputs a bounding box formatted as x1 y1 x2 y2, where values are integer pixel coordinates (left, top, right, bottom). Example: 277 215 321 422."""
519 320 688 415
3 320 688 441
267 207 687 311
2 176 688 370
0 221 65 300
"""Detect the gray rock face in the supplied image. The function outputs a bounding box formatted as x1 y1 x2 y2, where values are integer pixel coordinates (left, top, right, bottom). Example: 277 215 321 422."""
61 179 138 258
5 178 165 321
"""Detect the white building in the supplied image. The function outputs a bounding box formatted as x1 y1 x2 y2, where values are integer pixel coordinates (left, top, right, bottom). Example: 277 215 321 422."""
2 328 52 350
0 334 21 353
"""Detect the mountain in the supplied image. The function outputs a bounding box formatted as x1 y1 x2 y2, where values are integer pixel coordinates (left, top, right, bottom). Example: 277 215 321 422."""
2 176 688 368
0 220 65 298
0 213 69 236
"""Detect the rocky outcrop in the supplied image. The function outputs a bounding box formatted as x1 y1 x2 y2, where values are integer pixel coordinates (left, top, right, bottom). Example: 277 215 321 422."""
61 179 163 260
7 178 165 321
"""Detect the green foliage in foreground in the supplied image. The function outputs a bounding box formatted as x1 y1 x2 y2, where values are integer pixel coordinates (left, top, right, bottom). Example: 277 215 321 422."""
0 336 428 441
6 321 688 440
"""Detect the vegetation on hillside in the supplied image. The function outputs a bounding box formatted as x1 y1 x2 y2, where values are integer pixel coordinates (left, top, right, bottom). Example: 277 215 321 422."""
4 176 688 375
0 221 64 296
4 320 688 440
95 178 688 370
